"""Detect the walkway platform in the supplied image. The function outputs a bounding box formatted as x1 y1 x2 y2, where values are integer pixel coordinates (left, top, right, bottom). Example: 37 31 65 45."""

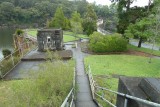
22 49 73 61
72 42 98 107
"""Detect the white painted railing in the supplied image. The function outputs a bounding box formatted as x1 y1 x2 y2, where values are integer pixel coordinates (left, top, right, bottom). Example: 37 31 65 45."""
86 65 160 107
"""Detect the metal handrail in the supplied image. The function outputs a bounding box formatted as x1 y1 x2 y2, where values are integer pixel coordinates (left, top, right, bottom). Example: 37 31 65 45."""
61 88 74 107
61 68 76 107
0 41 37 78
87 65 160 107
95 86 160 107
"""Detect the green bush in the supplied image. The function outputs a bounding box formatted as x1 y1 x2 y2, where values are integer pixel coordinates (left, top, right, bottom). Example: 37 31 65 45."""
2 49 11 58
15 29 24 35
89 32 127 53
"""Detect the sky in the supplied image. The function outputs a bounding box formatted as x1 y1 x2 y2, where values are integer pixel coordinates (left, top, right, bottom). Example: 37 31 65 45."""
86 0 149 7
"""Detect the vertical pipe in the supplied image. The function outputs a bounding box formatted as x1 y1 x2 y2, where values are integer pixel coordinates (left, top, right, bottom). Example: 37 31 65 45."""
124 98 128 107
11 53 14 66
102 89 104 99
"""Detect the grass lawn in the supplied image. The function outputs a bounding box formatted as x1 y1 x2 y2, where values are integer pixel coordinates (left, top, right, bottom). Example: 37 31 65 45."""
85 55 160 106
85 55 160 77
26 29 37 37
27 29 88 42
63 34 79 42
128 44 160 56
63 31 88 39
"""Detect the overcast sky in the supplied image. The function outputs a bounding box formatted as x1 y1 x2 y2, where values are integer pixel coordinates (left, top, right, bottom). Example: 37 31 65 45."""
86 0 149 7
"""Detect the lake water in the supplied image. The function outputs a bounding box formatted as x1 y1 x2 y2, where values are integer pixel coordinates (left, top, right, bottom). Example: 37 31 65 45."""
0 28 15 59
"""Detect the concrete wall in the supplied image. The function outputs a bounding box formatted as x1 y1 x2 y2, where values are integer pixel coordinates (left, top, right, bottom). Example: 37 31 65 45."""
37 29 63 51
116 77 159 107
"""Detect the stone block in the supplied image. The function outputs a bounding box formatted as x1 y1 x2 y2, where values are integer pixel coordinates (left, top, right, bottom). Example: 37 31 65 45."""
139 78 160 103
116 77 152 107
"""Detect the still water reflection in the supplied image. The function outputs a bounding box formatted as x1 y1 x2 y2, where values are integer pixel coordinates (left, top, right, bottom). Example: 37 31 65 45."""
0 28 15 59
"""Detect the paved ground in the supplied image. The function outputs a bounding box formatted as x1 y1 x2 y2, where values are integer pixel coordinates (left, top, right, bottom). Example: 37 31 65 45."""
129 39 160 51
4 61 43 79
71 42 97 107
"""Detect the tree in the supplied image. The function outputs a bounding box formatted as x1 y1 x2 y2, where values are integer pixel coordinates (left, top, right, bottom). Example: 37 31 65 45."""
50 7 65 28
83 5 97 36
70 11 83 37
148 0 160 62
104 3 118 32
125 17 152 47
0 2 15 23
110 0 150 34
49 7 70 30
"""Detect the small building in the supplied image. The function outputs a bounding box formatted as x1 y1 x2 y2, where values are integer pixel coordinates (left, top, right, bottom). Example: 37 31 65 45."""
37 29 63 51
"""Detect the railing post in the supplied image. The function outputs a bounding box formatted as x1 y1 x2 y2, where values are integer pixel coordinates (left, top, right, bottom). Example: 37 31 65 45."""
11 53 14 66
102 89 104 99
27 41 30 51
124 98 128 107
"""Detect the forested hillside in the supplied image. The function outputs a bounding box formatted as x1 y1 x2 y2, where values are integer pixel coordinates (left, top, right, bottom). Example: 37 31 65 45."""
0 0 117 29
0 0 89 26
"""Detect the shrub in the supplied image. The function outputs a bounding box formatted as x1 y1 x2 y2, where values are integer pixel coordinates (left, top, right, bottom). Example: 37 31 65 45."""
15 29 24 35
89 32 127 53
2 49 11 58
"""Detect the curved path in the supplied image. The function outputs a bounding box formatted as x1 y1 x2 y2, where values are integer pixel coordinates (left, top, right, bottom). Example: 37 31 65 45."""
71 42 97 107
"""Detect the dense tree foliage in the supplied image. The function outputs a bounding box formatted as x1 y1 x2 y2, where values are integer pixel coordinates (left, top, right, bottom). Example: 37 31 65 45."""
70 11 83 36
83 5 97 36
110 0 152 34
48 7 70 30
92 3 118 32
124 0 160 48
125 17 152 47
0 0 88 27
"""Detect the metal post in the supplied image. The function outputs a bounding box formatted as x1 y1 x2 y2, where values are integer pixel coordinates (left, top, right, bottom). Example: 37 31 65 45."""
11 53 14 66
124 98 128 107
102 89 104 99
28 42 30 51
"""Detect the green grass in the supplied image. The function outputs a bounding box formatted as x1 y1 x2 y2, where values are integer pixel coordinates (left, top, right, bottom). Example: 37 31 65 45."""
85 55 160 77
0 80 25 106
0 60 75 106
128 44 160 56
63 34 79 42
27 29 37 37
85 55 160 106
27 29 88 42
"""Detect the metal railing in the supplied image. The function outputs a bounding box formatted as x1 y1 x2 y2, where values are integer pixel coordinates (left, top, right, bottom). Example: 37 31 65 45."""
61 68 76 107
88 65 96 99
86 65 160 107
0 41 37 78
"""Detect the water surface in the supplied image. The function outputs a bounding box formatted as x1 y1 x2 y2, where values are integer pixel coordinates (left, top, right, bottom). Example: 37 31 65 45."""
0 28 15 59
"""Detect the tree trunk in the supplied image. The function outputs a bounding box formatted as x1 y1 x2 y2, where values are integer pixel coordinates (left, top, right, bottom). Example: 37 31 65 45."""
147 0 152 12
138 37 143 48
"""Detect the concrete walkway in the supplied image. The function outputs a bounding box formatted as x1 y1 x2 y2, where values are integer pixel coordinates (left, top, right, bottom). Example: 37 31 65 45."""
71 42 97 107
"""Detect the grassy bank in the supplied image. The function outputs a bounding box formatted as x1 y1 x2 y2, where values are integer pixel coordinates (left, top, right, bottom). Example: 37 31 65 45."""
85 55 160 77
128 44 160 56
26 29 88 42
85 55 160 106
0 60 74 107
